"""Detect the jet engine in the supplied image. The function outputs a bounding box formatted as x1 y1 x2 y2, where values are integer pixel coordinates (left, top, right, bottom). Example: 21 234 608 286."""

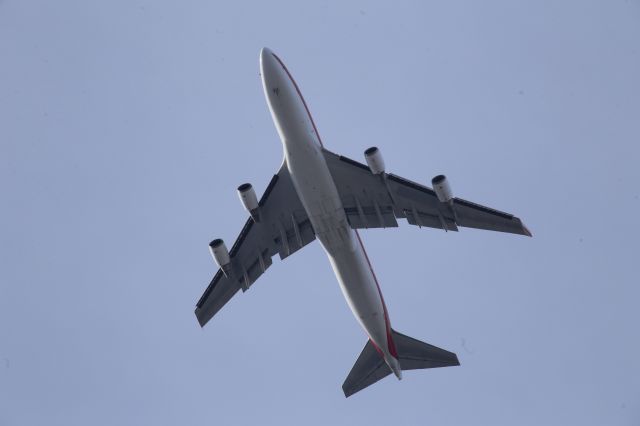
237 183 259 220
364 147 385 175
209 238 232 275
432 174 453 202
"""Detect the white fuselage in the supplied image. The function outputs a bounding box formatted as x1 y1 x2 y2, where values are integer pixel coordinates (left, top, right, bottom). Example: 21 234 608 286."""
260 48 400 376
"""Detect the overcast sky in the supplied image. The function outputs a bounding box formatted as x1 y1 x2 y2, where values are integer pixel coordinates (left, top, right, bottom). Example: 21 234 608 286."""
1 1 639 425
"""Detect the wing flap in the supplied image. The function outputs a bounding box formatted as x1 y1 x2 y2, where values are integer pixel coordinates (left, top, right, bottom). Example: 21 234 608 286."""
344 203 398 229
276 214 316 260
452 197 530 235
404 207 458 231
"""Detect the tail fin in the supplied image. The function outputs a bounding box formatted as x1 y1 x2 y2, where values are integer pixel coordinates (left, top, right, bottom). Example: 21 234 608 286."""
342 330 459 397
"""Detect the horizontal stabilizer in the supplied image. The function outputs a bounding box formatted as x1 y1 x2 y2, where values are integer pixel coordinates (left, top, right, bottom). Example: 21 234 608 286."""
342 330 459 397
393 330 460 371
342 340 391 398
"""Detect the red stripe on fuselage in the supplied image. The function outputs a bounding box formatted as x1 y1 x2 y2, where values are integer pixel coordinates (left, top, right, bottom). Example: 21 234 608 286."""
270 53 324 147
354 230 398 359
270 52 394 357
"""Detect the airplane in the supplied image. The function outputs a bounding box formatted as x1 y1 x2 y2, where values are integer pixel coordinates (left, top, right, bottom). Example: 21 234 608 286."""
195 47 532 397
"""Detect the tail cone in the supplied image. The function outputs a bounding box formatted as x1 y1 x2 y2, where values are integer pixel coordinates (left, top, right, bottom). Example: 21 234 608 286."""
387 356 403 380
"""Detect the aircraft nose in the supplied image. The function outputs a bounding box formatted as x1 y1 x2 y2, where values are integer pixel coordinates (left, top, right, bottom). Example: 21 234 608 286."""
260 47 287 102
260 47 273 63
260 47 278 77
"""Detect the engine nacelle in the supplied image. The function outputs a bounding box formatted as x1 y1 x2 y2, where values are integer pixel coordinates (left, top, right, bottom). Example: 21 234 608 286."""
209 238 232 275
432 174 453 202
237 183 259 220
364 146 385 175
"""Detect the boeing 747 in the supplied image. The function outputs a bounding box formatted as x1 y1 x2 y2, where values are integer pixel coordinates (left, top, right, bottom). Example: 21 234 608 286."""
195 48 531 397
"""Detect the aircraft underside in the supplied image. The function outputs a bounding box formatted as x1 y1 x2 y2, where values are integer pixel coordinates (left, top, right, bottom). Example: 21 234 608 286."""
194 47 531 397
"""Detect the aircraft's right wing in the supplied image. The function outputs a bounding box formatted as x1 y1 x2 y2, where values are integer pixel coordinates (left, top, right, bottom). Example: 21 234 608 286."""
195 161 316 327
323 149 531 236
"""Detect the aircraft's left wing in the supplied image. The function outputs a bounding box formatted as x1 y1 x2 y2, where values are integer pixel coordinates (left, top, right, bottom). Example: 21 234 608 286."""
195 161 315 327
323 149 531 236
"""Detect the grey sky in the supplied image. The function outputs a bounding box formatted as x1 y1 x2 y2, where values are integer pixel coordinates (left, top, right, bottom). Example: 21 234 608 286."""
1 1 639 425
